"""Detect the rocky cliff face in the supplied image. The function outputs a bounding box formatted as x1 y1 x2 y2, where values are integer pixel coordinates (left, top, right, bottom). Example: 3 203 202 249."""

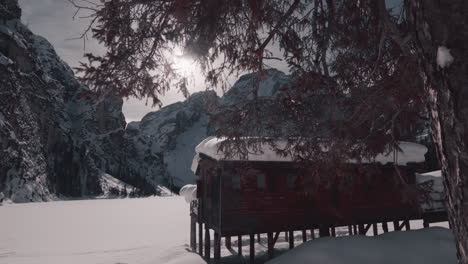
0 3 129 202
123 91 217 189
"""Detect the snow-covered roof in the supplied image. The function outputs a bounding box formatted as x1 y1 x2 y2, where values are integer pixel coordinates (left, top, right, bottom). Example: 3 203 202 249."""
191 137 428 173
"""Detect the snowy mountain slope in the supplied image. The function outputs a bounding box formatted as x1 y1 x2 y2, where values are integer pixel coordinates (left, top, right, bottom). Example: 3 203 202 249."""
220 69 292 105
0 1 137 202
124 91 217 188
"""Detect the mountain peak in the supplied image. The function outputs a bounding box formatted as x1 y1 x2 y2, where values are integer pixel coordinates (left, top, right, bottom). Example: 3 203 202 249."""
0 0 21 20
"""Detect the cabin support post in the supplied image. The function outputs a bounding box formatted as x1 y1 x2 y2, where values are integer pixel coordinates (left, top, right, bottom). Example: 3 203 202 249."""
331 227 336 237
289 230 294 249
225 236 232 250
358 224 366 235
238 235 242 255
249 233 255 264
273 232 281 246
302 230 307 242
393 221 399 231
204 226 210 260
382 222 389 233
257 234 261 243
373 223 378 236
353 225 358 235
214 232 221 263
267 232 274 259
310 229 315 239
423 220 430 228
198 222 203 255
285 231 289 242
405 220 410 230
190 214 196 251
362 224 372 235
348 225 353 235
319 226 330 237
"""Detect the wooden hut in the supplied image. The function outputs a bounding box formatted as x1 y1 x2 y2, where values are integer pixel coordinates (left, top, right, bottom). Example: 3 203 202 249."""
188 137 443 263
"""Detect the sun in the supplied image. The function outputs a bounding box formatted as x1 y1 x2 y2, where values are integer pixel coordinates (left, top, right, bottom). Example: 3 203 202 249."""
171 47 198 77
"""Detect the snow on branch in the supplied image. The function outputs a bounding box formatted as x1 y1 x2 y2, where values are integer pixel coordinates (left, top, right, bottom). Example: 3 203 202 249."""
437 46 454 68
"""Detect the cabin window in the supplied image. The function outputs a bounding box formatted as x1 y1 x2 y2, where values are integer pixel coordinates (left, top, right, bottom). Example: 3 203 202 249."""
257 173 266 190
287 173 298 189
232 174 241 190
267 176 279 192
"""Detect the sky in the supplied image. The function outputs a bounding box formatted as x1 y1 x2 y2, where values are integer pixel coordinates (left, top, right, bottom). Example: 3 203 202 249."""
17 0 293 122
16 0 402 122
16 0 212 122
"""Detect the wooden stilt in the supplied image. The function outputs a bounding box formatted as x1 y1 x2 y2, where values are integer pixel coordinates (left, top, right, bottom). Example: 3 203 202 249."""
204 226 210 260
423 220 430 228
198 222 203 255
190 215 196 251
226 236 232 250
393 221 400 231
238 235 242 255
214 232 221 263
285 231 289 242
302 230 307 242
353 225 358 235
331 227 336 237
319 226 330 237
249 233 255 264
372 223 378 236
348 225 353 235
257 233 261 243
267 232 274 259
358 224 365 235
382 222 389 233
405 220 410 230
273 232 280 246
310 229 315 239
289 230 294 249
362 224 372 235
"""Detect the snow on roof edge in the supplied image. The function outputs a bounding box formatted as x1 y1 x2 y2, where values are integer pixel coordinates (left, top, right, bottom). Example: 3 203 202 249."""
191 137 428 173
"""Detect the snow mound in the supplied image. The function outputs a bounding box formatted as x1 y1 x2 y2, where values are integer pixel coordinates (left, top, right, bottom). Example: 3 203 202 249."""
192 137 427 172
437 46 454 68
267 227 456 264
179 184 197 203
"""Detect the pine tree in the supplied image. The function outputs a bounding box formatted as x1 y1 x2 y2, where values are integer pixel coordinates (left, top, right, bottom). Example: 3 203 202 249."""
72 1 468 261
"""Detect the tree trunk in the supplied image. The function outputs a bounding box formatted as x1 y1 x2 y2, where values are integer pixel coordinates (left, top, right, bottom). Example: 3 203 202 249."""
408 1 468 262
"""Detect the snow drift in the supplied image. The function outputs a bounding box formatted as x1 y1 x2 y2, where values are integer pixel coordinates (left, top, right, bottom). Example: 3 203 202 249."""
267 227 456 264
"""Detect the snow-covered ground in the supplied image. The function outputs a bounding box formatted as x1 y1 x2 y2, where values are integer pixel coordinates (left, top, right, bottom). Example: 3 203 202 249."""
0 197 455 264
0 197 204 264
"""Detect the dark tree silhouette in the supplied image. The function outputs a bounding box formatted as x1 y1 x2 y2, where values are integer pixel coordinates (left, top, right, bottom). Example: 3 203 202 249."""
73 0 468 261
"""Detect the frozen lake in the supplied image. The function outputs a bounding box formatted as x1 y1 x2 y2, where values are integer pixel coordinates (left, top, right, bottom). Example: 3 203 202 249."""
0 196 454 264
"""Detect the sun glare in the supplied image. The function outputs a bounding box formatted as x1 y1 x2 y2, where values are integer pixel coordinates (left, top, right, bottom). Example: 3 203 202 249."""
173 55 196 76
171 47 198 77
